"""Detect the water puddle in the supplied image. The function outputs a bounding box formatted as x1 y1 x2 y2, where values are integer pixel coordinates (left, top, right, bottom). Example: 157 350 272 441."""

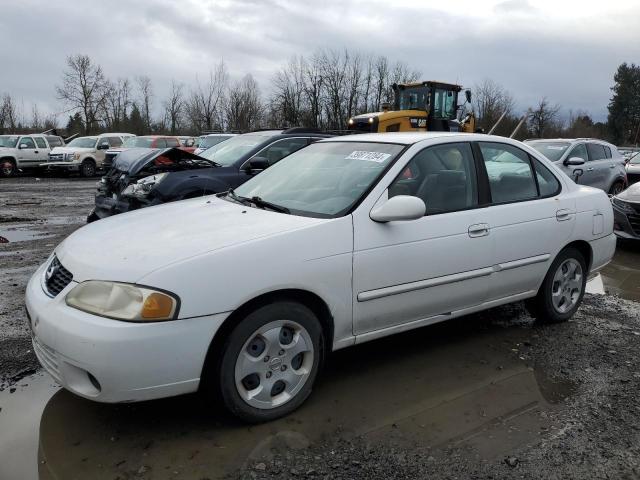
0 320 574 480
0 229 54 244
601 241 640 301
45 216 85 225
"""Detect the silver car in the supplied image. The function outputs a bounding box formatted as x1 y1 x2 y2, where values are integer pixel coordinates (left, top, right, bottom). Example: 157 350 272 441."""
526 138 627 195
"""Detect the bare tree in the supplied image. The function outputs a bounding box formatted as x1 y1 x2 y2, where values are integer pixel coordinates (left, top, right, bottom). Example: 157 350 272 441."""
163 80 185 134
473 78 515 132
104 78 132 130
0 94 18 133
225 74 263 131
271 56 306 127
56 54 108 134
530 97 561 138
187 61 228 132
31 104 42 130
136 75 153 131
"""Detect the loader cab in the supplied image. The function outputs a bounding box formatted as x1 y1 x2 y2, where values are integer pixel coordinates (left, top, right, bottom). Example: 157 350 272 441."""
394 81 462 131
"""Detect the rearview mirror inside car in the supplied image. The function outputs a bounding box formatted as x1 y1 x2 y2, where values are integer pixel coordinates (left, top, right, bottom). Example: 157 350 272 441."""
247 157 269 171
565 157 585 166
370 195 426 223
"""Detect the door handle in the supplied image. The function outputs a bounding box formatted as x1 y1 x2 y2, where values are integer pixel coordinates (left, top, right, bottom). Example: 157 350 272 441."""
609 164 615 169
34 151 39 154
556 209 574 221
587 167 594 172
468 223 489 238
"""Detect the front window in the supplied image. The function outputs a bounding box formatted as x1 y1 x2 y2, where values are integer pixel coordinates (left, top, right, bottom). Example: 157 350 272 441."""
396 86 429 111
67 137 97 148
123 137 155 148
199 133 273 166
528 141 571 162
199 135 232 150
0 135 19 148
432 89 457 119
234 142 405 217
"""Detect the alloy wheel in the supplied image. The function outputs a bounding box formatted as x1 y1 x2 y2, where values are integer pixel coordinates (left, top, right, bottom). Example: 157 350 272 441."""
551 258 583 314
234 320 314 410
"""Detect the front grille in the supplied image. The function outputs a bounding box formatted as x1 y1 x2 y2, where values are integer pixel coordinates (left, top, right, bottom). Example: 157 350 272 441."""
44 256 73 297
628 213 640 235
48 153 64 162
32 335 61 383
104 152 118 169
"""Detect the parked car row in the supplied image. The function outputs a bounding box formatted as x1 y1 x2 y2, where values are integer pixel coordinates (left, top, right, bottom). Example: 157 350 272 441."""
27 130 617 423
0 133 65 176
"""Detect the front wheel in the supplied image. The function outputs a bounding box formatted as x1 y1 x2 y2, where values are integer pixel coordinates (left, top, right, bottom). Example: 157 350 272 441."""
214 301 323 423
526 247 587 323
80 160 96 177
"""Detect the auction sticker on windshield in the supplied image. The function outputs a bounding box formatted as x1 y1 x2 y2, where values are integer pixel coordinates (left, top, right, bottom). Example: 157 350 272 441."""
346 151 392 162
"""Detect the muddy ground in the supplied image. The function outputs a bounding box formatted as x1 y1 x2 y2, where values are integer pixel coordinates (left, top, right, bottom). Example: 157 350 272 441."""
1 176 640 479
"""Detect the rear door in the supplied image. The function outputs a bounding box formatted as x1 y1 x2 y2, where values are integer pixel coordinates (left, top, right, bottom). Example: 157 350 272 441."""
478 141 574 301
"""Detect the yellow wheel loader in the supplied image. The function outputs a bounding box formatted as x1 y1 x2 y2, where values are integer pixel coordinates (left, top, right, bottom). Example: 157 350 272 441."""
347 81 477 134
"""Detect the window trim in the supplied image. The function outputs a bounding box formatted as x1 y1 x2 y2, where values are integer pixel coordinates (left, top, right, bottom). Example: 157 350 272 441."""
385 141 481 217
475 141 562 207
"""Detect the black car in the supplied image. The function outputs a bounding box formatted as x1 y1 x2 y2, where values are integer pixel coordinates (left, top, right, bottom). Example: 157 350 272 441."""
88 128 332 222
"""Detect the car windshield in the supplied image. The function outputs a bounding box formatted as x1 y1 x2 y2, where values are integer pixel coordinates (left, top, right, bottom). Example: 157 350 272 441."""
199 135 232 150
199 133 272 166
529 142 571 162
123 137 155 148
0 135 19 148
630 152 640 165
67 137 97 148
233 141 404 218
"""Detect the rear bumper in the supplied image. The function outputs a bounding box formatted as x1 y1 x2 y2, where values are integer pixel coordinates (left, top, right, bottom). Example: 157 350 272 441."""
588 233 617 273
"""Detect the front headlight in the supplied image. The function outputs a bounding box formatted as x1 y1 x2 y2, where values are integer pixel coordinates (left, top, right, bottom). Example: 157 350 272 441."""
66 152 79 161
121 172 168 198
66 281 179 321
612 197 635 213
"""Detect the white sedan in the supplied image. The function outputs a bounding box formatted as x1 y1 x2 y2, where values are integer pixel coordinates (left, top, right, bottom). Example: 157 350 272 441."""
25 133 616 422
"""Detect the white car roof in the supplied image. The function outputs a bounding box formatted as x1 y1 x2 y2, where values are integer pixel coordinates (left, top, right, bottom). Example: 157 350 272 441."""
319 132 519 146
99 133 135 137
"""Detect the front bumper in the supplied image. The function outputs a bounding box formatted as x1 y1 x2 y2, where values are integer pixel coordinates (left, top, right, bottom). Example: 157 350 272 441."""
92 193 136 220
613 204 640 240
25 260 229 403
41 162 80 172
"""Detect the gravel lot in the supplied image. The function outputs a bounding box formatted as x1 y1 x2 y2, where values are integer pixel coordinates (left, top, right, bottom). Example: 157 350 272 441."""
1 176 640 479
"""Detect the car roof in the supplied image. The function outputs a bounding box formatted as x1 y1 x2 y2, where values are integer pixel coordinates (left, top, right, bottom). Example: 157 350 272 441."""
317 132 510 145
99 133 135 137
526 138 612 145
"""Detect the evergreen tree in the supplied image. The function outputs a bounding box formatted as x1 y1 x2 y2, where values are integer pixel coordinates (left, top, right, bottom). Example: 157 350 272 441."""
65 112 85 136
608 63 640 145
127 103 145 135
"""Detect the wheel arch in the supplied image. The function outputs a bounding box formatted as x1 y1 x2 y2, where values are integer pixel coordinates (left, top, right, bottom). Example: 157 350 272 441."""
560 239 593 271
199 288 335 390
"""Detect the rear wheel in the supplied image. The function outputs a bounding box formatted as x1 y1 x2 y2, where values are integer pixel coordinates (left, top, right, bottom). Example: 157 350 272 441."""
1 158 16 177
526 247 587 323
609 180 625 196
213 301 323 423
80 160 96 177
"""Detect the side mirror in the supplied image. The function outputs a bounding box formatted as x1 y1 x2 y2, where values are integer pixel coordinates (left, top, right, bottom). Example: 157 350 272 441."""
246 156 269 172
370 195 426 223
564 157 585 166
19 143 28 149
97 142 110 150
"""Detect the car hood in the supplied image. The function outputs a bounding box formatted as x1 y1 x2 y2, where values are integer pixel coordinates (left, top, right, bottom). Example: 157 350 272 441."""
113 147 207 174
618 182 640 202
50 147 95 154
56 196 325 282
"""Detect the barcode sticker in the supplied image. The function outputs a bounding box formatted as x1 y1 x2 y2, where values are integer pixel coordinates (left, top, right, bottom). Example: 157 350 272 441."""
345 151 391 162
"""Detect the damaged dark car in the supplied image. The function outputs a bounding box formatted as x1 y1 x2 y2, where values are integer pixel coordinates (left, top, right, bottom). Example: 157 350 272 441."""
87 129 331 222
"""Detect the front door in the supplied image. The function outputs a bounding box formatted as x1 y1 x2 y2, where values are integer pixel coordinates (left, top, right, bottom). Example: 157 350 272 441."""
16 136 39 167
352 142 492 335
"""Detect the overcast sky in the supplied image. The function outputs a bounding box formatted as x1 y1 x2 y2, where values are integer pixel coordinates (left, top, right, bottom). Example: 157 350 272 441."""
1 0 638 124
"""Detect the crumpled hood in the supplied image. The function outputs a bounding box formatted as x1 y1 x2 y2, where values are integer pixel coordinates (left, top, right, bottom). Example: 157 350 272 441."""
112 147 208 175
56 196 324 282
50 147 95 154
618 182 640 202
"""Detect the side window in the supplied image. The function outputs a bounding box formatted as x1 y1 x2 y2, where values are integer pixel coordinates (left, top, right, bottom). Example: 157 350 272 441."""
19 137 36 149
479 142 537 204
107 137 122 147
46 136 63 147
388 142 477 215
587 143 606 161
532 159 561 197
567 143 588 162
165 138 180 147
259 138 310 166
604 146 612 159
34 137 47 149
155 139 167 148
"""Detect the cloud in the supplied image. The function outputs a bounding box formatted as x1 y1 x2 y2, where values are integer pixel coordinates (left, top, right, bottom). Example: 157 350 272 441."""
0 0 638 124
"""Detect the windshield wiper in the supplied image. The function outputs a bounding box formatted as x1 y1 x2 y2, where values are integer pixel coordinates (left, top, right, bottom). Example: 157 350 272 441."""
224 188 251 205
250 196 290 214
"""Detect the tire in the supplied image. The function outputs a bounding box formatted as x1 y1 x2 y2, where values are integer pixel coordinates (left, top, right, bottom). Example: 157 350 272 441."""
609 180 625 196
1 158 16 177
80 160 96 178
213 301 323 423
526 247 587 323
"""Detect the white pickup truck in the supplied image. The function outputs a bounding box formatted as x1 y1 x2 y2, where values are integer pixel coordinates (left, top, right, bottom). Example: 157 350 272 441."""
0 134 65 177
44 133 135 177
